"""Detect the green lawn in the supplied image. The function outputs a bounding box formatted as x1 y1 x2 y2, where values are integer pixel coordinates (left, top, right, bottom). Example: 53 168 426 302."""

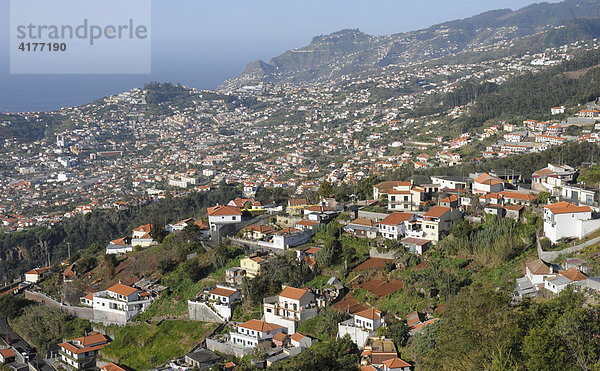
100 320 218 370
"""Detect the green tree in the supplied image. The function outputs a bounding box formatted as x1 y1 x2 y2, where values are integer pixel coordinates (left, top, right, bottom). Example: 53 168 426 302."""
150 224 168 243
318 181 334 198
0 295 35 319
271 335 360 371
316 239 342 268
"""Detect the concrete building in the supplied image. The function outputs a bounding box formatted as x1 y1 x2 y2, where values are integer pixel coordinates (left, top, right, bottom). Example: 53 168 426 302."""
378 212 416 240
80 283 152 324
263 286 318 334
229 320 285 349
472 173 504 194
543 201 600 243
338 308 384 348
207 205 242 230
532 164 576 194
188 286 242 322
58 332 109 370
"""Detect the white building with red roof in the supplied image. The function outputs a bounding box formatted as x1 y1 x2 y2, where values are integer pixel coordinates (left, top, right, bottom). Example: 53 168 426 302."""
472 173 504 194
382 358 412 371
207 205 242 230
263 286 318 334
338 308 385 349
379 212 417 240
58 331 109 369
230 319 285 348
24 266 51 283
189 285 242 322
80 282 153 324
543 201 600 243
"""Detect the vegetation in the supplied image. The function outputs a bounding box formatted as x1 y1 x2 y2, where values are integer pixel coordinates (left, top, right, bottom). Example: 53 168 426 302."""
0 182 242 284
10 305 90 354
418 287 600 371
0 295 35 320
100 320 218 370
270 335 360 371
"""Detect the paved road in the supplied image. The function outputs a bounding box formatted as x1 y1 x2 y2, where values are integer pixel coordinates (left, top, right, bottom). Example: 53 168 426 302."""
0 313 54 371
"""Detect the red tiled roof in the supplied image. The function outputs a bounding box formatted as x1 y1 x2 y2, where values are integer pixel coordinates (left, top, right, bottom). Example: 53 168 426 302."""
290 332 305 342
207 205 242 216
424 206 450 218
209 287 237 297
559 268 587 281
355 307 382 320
239 319 282 332
380 212 414 226
0 348 15 358
100 363 127 371
106 283 138 296
279 286 309 300
544 201 591 214
382 358 411 368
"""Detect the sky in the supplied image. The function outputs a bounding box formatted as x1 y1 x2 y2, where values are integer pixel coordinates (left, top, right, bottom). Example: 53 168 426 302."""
0 0 561 112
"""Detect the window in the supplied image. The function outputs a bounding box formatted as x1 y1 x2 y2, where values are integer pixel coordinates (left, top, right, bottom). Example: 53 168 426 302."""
232 216 237 220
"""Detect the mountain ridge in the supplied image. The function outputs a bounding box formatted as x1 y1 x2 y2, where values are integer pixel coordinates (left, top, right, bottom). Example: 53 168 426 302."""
219 0 600 90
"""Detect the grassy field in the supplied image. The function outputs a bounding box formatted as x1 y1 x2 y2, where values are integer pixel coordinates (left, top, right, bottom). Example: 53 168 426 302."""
100 320 218 370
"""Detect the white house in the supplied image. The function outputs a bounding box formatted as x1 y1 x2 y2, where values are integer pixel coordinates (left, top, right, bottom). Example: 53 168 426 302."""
131 224 156 247
382 358 412 371
263 286 318 334
80 283 153 324
207 205 242 230
472 173 504 194
421 206 461 243
290 332 313 348
24 266 51 283
543 201 600 243
525 259 556 288
430 175 471 191
188 285 242 322
545 268 588 294
105 237 132 255
379 212 416 240
229 319 285 348
532 164 576 194
338 308 384 348
58 332 109 370
561 184 597 206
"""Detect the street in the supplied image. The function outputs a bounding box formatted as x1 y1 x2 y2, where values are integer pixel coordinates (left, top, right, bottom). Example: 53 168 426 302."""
0 313 54 371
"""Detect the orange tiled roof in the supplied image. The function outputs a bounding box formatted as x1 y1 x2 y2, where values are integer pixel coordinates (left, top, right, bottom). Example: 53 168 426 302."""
106 282 138 296
543 201 591 214
355 307 382 320
207 205 242 216
380 212 414 226
424 206 450 218
382 358 411 368
238 319 282 332
279 286 309 300
559 268 587 281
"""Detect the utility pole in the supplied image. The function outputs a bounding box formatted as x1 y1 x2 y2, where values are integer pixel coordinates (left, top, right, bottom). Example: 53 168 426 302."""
67 242 71 259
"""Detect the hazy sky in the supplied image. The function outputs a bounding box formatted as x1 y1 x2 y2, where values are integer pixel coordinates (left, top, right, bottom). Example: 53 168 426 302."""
0 0 562 112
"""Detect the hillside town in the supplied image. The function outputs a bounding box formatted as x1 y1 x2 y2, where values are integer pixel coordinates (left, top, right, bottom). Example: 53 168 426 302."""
0 39 598 231
3 4 600 370
2 156 600 370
